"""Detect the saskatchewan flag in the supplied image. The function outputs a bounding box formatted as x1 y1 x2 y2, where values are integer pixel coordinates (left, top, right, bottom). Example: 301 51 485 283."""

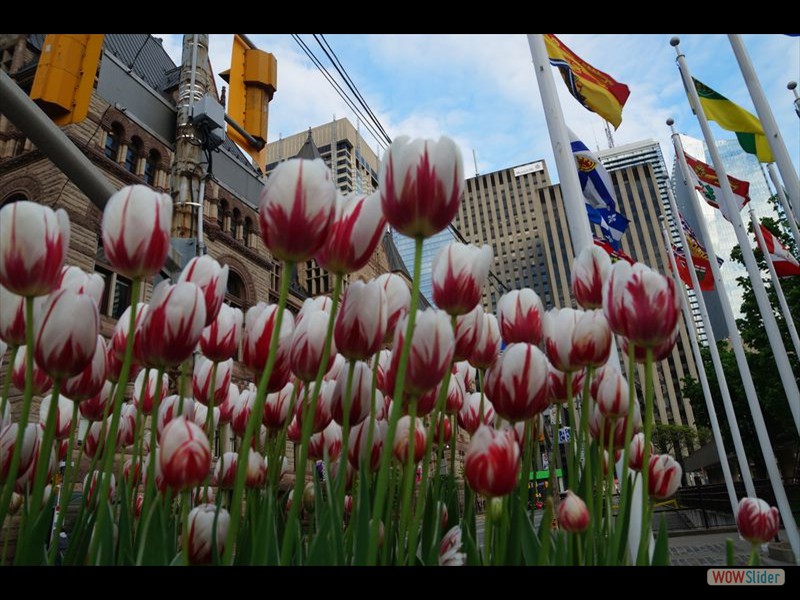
692 78 774 163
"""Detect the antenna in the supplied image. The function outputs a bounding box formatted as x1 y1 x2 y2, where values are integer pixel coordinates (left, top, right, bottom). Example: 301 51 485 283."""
604 120 615 149
472 149 479 176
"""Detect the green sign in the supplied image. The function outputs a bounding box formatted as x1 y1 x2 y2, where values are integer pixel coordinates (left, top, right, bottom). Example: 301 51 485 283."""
530 470 562 480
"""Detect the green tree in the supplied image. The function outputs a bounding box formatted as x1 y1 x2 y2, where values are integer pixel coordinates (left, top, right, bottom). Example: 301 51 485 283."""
682 206 800 478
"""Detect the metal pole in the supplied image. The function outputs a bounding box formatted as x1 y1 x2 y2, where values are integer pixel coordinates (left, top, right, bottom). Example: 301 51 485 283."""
767 163 800 249
664 162 755 498
661 224 739 516
789 81 800 118
749 207 800 358
728 35 800 218
527 32 644 559
0 70 117 209
675 38 800 436
673 37 800 564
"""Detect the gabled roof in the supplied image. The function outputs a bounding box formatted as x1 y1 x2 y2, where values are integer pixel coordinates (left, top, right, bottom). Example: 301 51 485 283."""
295 129 322 160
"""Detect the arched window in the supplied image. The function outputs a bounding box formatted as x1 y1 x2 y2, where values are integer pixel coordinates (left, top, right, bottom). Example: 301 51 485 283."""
125 136 143 173
218 198 229 230
0 192 28 208
231 208 241 239
243 217 252 247
225 269 246 309
105 123 123 161
144 149 160 185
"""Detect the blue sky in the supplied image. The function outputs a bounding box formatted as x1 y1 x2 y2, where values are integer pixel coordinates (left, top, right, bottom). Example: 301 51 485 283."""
156 34 799 182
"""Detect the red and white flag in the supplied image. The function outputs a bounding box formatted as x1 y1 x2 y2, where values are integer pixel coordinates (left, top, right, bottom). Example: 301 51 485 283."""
684 151 750 222
757 222 800 277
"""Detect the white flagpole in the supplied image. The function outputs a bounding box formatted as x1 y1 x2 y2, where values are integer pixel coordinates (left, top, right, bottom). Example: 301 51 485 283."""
526 33 648 560
665 167 755 499
661 224 738 515
749 206 800 358
767 163 800 249
673 38 800 436
728 34 800 218
673 37 800 565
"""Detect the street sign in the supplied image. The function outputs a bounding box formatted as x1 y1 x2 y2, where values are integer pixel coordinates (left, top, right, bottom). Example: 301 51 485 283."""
558 427 571 444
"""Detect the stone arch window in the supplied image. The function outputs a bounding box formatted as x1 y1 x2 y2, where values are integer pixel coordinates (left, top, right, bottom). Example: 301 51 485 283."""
125 136 143 174
0 192 28 208
105 122 124 162
144 149 161 185
231 207 241 239
218 198 229 231
225 269 246 309
242 217 253 247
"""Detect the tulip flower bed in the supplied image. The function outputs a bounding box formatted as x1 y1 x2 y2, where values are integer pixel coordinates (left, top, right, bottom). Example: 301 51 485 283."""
0 135 775 566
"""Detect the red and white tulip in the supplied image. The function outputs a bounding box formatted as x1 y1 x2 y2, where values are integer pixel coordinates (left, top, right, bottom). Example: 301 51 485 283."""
431 243 492 316
242 302 294 391
62 335 108 402
557 490 590 533
39 393 74 440
192 356 232 407
736 497 780 545
453 306 484 362
464 424 520 497
12 345 53 395
35 289 99 379
178 255 229 326
571 245 611 310
468 312 501 369
200 304 243 363
485 343 549 422
393 415 426 464
496 288 544 346
291 307 336 382
132 368 170 415
315 191 386 274
186 504 230 565
334 280 387 361
331 360 373 427
648 454 682 499
159 417 211 491
375 273 411 341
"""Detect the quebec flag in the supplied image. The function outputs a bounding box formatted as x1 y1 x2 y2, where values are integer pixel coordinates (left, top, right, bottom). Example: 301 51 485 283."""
568 128 630 250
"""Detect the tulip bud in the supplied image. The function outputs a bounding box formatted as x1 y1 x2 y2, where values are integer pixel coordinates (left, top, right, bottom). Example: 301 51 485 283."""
101 185 172 280
291 307 336 381
453 305 484 363
375 273 411 342
485 343 549 422
453 360 476 392
571 245 611 310
159 417 211 491
331 360 373 427
33 289 98 379
157 395 196 441
303 481 317 513
647 454 682 499
218 382 239 425
242 302 294 391
393 415 426 464
79 380 113 422
0 423 40 483
295 380 334 435
458 392 495 435
315 191 387 274
0 284 27 346
296 296 333 326
263 382 294 430
595 368 630 418
83 470 115 508
380 136 463 239
620 326 680 363
444 373 466 414
0 201 70 297
39 393 74 440
557 490 590 533
12 345 54 395
547 365 585 405
193 403 220 432
335 280 387 361
200 304 243 363
439 525 466 566
111 302 148 361
468 312 501 369
135 281 206 369
186 504 230 565
736 497 780 545
193 357 232 407
465 425 520 497
603 261 681 348
496 288 545 346
543 308 611 372
214 452 238 489
348 418 386 472
56 265 104 308
433 413 452 445
628 432 653 472
259 158 337 262
245 449 266 488
431 243 493 316
308 421 342 462
62 336 108 402
132 368 170 415
385 309 455 397
178 256 229 326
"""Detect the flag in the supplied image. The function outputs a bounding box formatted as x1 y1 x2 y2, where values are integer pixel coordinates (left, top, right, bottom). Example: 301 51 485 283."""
569 128 617 211
679 213 724 267
593 237 634 264
544 34 630 129
692 78 774 163
683 151 751 222
756 222 800 277
671 244 715 291
587 205 629 250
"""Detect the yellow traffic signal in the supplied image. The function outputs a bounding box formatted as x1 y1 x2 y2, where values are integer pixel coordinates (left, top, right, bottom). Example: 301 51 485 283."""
220 34 277 172
30 34 104 126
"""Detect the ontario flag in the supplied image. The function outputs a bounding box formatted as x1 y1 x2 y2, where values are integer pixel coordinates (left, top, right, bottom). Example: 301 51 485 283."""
679 213 724 268
593 236 634 264
683 151 751 222
756 222 800 277
672 244 715 291
544 34 630 129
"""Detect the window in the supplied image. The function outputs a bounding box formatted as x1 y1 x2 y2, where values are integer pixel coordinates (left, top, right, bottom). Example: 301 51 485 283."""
144 150 160 185
242 218 252 247
1 192 27 208
105 123 123 161
95 264 132 320
231 208 241 239
226 269 246 309
125 136 142 173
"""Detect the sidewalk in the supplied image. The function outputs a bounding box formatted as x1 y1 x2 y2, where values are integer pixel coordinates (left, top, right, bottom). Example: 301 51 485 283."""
668 528 795 567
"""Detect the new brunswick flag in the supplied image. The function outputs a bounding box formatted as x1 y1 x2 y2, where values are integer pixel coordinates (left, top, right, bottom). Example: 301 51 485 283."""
544 34 630 129
692 78 774 163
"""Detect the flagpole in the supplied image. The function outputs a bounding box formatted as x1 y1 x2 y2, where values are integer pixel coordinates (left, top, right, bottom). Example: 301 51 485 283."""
661 224 738 516
728 34 800 218
527 33 648 560
767 162 800 249
665 167 755 498
673 36 800 564
748 206 800 358
674 38 800 436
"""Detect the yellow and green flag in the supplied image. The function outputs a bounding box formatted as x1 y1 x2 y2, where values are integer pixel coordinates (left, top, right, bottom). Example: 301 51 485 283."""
692 78 774 163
